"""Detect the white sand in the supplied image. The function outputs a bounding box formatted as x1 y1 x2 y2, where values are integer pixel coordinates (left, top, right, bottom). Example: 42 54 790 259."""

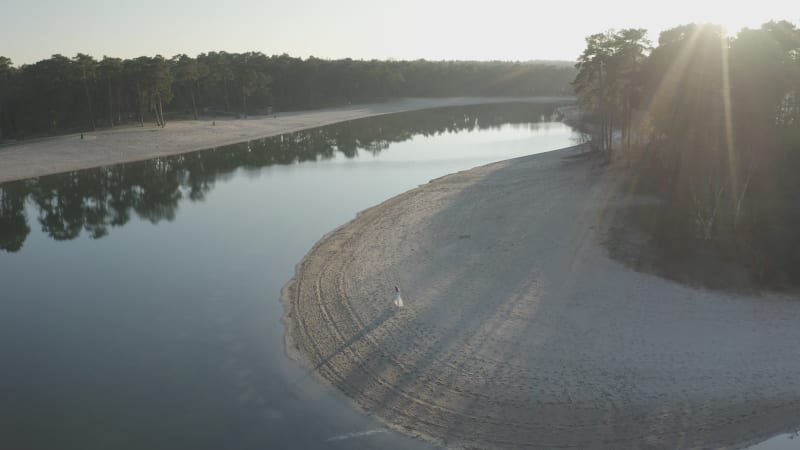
0 96 572 184
284 147 800 449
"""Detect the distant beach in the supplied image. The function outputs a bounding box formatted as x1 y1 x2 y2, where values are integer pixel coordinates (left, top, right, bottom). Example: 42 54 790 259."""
0 96 572 184
283 147 800 449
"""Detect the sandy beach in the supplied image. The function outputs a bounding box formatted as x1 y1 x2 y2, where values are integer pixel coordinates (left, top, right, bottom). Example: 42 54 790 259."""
0 96 571 184
283 147 800 449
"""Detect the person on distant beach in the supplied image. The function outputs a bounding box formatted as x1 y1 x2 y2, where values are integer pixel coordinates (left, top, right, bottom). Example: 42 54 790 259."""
80 133 84 140
393 286 404 308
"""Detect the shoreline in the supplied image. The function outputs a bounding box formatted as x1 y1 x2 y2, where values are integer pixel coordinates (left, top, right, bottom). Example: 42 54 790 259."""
282 146 800 449
0 96 572 184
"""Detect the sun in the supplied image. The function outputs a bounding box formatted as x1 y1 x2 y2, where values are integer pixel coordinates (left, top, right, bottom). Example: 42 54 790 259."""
653 1 795 35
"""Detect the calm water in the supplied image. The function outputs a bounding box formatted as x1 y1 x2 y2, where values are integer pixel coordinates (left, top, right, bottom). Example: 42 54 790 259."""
0 104 577 450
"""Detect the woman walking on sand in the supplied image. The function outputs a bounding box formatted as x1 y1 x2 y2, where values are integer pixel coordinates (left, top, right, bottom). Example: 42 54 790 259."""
393 286 404 308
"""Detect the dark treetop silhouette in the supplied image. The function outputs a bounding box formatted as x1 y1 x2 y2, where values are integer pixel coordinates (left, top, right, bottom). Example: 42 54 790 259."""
0 53 574 139
573 21 800 287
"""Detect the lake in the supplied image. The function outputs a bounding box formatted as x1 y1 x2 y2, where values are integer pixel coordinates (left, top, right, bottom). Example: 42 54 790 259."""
0 103 578 450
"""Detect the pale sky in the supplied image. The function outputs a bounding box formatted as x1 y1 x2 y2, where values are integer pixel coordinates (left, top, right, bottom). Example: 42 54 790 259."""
1 0 797 65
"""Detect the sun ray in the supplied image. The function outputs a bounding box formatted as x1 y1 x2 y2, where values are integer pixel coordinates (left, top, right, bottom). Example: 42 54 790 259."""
719 33 738 210
622 26 704 198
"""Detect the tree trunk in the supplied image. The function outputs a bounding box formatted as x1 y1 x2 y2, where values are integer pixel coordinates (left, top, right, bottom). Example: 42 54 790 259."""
626 107 632 163
223 78 231 112
154 97 162 127
107 75 114 128
0 104 5 141
607 117 614 161
83 78 96 131
308 83 312 108
137 88 144 127
116 87 122 125
734 165 755 230
158 96 166 127
190 89 198 120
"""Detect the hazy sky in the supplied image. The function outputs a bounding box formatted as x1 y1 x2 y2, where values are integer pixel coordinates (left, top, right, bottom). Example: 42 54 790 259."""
1 0 797 65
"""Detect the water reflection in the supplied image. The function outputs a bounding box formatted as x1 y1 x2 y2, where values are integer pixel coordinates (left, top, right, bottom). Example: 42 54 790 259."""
0 103 562 253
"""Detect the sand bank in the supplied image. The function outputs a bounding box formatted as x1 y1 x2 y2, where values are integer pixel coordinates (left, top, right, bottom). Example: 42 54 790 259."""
283 147 800 449
0 96 572 184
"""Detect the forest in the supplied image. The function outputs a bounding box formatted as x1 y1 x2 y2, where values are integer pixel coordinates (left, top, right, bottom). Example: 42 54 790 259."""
572 21 800 286
0 53 574 139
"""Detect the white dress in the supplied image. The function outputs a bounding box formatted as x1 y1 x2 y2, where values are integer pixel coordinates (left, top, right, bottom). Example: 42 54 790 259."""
393 290 404 308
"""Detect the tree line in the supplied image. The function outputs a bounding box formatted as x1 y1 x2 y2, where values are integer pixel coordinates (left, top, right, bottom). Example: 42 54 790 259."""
0 53 574 139
573 21 800 285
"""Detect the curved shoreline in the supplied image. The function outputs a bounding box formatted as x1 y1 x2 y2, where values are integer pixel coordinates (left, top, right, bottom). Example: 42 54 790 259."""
0 96 572 184
283 147 800 449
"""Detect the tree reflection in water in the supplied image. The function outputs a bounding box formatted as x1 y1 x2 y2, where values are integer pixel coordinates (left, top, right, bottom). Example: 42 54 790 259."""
0 103 565 252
